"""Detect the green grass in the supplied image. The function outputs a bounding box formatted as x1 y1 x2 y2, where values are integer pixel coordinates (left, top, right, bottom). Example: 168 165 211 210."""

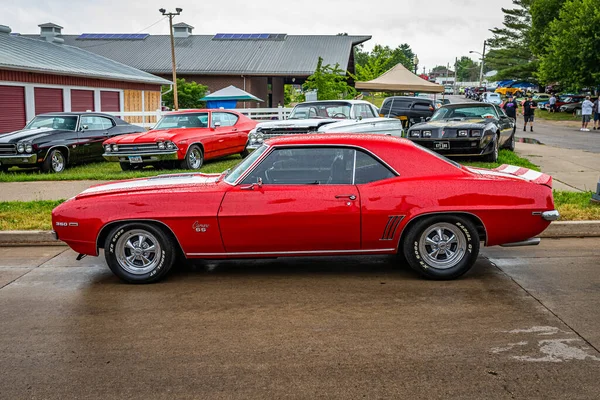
535 108 580 122
461 149 540 171
1 190 597 231
554 191 600 221
0 156 243 182
0 200 64 230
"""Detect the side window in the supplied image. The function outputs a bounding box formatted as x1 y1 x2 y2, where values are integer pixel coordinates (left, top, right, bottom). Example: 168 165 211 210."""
99 117 115 129
354 151 395 184
242 147 355 185
413 102 433 112
213 112 238 127
355 104 376 119
80 116 111 130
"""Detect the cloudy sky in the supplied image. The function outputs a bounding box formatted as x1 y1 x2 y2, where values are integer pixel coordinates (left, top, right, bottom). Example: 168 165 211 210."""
5 0 513 72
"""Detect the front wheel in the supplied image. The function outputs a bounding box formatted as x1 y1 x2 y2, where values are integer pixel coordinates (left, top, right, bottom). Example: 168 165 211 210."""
42 149 66 173
179 145 203 170
484 136 499 162
402 216 480 280
505 128 516 151
104 223 176 284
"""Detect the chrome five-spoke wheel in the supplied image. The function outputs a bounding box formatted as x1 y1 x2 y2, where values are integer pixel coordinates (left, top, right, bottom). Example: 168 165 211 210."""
115 229 162 275
418 223 466 270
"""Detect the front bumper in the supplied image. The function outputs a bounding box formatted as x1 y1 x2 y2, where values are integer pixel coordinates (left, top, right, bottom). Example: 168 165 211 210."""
0 154 38 166
410 137 491 156
103 151 179 163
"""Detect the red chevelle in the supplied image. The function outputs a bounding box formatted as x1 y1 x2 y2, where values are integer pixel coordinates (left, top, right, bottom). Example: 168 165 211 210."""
53 135 559 283
103 109 256 170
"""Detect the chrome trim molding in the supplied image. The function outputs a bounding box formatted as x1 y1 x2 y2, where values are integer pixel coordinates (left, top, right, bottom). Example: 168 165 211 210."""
541 210 560 221
500 238 541 247
186 248 396 257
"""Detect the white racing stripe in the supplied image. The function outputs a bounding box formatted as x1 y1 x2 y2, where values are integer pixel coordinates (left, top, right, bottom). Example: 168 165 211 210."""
82 174 220 195
521 169 544 181
498 165 521 174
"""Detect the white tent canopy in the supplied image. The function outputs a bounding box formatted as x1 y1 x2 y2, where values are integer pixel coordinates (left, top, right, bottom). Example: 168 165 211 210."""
356 63 444 94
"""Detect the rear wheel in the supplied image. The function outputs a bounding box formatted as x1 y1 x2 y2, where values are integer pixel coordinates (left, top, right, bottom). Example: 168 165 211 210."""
104 223 175 284
42 149 66 173
402 215 480 280
179 145 203 170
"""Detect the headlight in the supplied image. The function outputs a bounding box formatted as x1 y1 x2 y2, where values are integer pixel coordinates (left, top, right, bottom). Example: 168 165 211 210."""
422 130 432 137
470 130 482 137
458 130 469 137
249 133 256 141
256 133 264 143
165 141 174 150
157 142 165 150
410 130 420 138
105 144 112 152
17 143 25 153
25 144 33 153
112 144 119 152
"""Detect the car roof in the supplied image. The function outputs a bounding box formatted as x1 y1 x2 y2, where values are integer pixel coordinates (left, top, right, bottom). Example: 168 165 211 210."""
36 112 116 118
441 102 496 108
296 100 374 105
267 133 411 147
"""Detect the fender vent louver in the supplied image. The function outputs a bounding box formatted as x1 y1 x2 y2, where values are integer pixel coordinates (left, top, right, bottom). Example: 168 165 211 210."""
381 216 405 241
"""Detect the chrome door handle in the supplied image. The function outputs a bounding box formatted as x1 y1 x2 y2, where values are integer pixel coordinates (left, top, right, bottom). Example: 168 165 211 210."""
335 194 356 200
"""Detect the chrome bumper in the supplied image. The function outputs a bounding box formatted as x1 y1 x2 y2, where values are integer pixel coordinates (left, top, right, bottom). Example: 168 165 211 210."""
0 154 38 166
103 151 179 163
542 210 560 221
246 143 261 150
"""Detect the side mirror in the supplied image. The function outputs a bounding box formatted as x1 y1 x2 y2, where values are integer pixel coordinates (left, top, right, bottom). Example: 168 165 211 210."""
213 122 221 128
80 125 89 131
425 117 431 122
240 177 263 191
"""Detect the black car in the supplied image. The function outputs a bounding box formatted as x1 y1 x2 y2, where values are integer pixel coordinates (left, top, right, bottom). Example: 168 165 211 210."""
405 103 516 162
379 96 436 128
0 113 144 173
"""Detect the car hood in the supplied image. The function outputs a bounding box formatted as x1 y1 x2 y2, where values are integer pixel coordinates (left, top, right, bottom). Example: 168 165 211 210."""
0 127 61 143
255 118 338 131
76 172 223 199
106 128 197 144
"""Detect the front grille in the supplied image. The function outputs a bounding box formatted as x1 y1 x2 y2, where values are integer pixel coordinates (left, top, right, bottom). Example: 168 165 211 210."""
0 144 17 155
261 128 312 139
112 144 160 153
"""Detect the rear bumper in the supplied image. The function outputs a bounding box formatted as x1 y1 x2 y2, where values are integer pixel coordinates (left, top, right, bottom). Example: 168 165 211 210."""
0 154 38 166
541 210 560 221
103 151 179 163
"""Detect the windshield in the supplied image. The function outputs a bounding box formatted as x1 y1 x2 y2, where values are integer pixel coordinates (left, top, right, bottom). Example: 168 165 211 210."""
224 145 269 184
431 105 498 121
25 115 78 131
154 113 209 129
288 102 351 120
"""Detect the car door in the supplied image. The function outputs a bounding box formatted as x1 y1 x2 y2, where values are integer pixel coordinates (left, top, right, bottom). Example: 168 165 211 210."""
218 146 361 253
208 112 239 158
78 115 112 161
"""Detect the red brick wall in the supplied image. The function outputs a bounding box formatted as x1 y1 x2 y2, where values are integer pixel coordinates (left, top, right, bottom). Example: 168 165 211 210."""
0 69 162 91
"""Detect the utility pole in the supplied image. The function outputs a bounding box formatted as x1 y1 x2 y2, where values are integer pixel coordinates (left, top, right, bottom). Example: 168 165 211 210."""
469 40 487 87
160 7 182 110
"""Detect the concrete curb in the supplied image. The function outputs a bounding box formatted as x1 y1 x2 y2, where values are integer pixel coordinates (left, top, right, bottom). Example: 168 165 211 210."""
0 221 599 246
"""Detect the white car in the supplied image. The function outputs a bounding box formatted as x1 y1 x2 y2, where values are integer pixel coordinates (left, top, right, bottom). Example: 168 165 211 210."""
482 92 503 106
317 117 404 137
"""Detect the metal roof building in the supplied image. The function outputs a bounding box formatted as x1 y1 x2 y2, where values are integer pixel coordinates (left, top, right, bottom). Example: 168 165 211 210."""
0 24 170 134
36 24 370 108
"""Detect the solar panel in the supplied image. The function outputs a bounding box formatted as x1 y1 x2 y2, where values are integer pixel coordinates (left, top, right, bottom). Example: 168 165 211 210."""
77 33 149 40
212 33 287 41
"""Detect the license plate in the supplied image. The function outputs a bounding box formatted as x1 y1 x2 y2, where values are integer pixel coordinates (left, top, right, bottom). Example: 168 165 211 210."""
128 155 143 163
434 141 450 150
399 116 408 121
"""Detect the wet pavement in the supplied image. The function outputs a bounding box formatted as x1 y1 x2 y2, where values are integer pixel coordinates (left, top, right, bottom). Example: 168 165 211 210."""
1 238 599 399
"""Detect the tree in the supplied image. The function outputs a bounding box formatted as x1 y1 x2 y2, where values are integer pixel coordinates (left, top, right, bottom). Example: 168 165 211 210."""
354 44 416 81
529 0 567 57
162 78 208 110
455 57 481 82
485 0 537 81
537 0 600 90
303 57 356 100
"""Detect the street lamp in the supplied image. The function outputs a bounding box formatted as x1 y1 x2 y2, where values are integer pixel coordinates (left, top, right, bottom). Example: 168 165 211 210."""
469 40 487 87
413 55 419 75
160 7 183 110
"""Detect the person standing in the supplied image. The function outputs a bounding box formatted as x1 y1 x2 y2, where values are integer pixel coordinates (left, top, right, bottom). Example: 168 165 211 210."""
580 96 594 131
502 95 519 121
548 94 557 113
593 97 599 130
522 96 537 131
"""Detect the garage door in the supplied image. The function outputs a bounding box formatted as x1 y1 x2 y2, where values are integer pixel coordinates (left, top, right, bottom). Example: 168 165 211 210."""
100 91 120 112
35 87 64 115
0 85 26 134
71 89 95 112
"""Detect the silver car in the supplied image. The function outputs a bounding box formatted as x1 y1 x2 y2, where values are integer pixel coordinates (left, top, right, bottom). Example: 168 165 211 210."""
317 118 404 137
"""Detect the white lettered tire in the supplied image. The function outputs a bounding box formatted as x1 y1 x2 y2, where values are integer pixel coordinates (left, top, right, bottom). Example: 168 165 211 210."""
402 215 480 280
104 223 175 283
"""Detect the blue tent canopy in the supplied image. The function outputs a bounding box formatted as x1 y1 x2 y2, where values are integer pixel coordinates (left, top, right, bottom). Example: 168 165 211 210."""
201 85 263 109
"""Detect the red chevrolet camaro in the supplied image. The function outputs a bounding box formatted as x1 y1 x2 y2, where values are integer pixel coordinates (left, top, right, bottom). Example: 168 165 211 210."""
102 109 257 170
53 134 559 283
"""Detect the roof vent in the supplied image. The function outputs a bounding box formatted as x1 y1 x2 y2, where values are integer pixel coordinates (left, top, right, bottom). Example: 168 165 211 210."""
0 25 11 34
173 22 193 38
39 22 63 41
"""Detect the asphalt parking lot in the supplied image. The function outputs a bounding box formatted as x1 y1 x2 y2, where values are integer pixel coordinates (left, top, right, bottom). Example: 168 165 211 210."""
0 238 599 399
